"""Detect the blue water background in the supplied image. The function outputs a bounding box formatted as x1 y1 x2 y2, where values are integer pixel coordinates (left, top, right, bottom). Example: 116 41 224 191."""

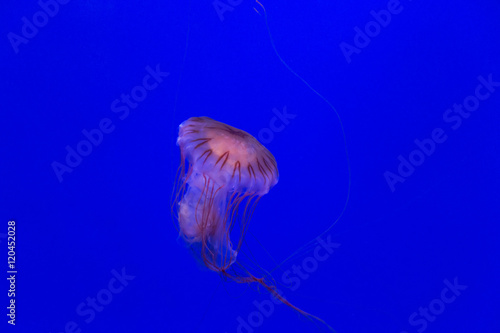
2 1 499 332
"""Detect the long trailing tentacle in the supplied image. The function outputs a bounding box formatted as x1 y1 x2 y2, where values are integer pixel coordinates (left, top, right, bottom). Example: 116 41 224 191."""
255 0 352 275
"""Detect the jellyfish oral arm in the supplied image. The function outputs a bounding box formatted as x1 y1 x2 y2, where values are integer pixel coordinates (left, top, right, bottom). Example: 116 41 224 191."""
178 172 237 269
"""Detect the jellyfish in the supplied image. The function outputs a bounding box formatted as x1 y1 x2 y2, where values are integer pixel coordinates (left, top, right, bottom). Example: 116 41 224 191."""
172 116 333 327
172 116 278 274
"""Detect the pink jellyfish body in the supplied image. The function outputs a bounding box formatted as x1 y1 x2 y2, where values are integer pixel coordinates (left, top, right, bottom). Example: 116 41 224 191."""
172 116 325 321
173 116 278 273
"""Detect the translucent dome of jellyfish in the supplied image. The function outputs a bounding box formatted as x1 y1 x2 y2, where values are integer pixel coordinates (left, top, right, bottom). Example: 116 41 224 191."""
172 117 331 326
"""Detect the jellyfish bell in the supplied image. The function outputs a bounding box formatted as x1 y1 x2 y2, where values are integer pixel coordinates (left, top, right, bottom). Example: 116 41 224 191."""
173 116 278 271
178 117 278 195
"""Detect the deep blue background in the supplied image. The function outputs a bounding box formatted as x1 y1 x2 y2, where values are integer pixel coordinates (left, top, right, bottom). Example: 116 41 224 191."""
1 1 499 332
